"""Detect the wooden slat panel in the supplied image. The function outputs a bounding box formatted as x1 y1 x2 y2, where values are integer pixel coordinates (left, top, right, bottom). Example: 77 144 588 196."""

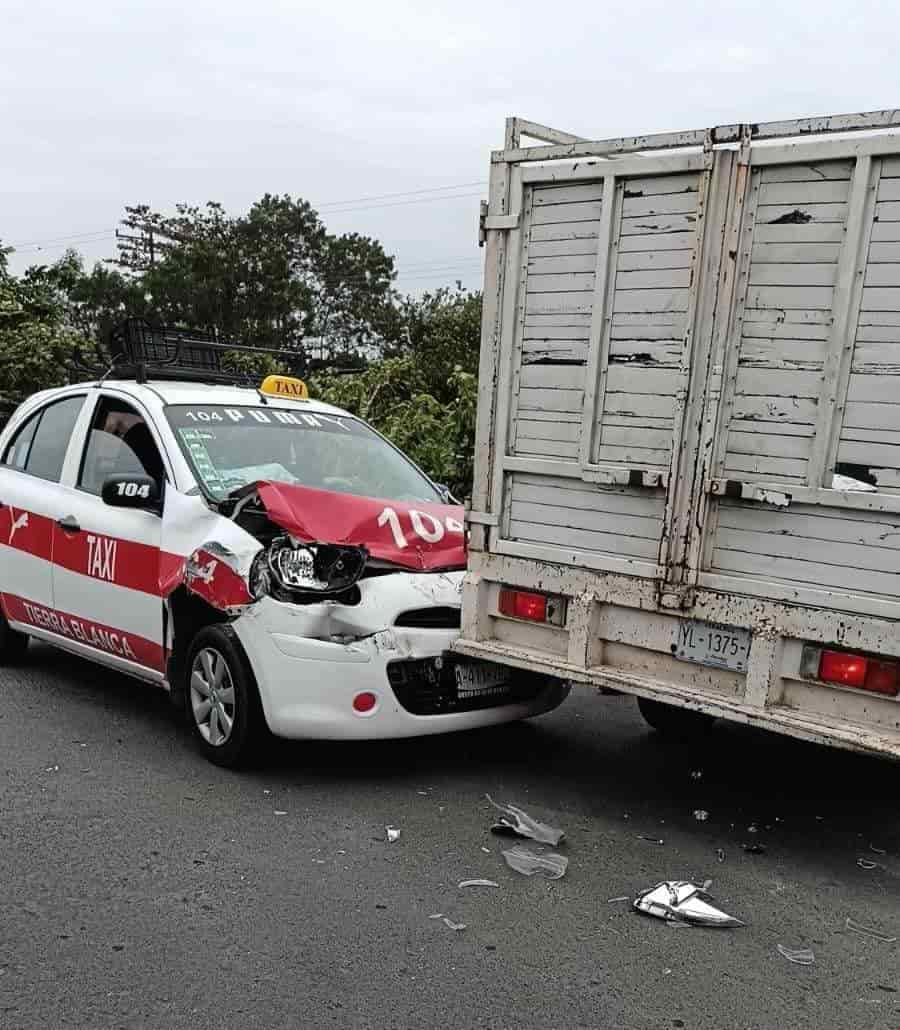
716 525 900 575
743 308 833 325
510 473 666 518
864 264 900 287
621 193 697 217
879 156 900 178
843 401 900 430
745 285 834 310
877 178 900 202
847 374 900 403
616 231 695 252
738 339 827 365
860 287 900 310
734 367 824 398
529 222 601 243
612 288 689 313
717 501 900 543
528 238 600 258
752 223 846 244
604 392 677 418
517 419 581 442
868 242 900 263
523 324 591 340
517 388 583 413
609 340 683 363
605 366 681 395
727 430 812 459
852 341 900 368
513 438 580 460
524 312 593 329
525 292 592 315
595 443 671 465
723 453 808 479
731 395 818 422
750 242 842 264
758 181 850 205
521 341 588 363
621 173 699 196
508 519 659 559
510 499 662 540
869 221 900 243
526 272 595 293
858 311 900 326
755 203 848 223
530 200 603 225
840 425 900 445
619 214 696 235
741 319 830 340
874 201 900 222
836 439 900 469
728 418 814 438
527 254 597 275
532 183 605 206
759 163 852 183
519 364 584 389
748 263 837 286
615 268 692 289
616 250 694 271
710 548 900 597
600 424 673 449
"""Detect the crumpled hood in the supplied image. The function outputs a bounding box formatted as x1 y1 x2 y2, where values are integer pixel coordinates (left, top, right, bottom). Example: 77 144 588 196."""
254 481 467 572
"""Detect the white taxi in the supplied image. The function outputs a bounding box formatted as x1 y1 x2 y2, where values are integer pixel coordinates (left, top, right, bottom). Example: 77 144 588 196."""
0 326 567 765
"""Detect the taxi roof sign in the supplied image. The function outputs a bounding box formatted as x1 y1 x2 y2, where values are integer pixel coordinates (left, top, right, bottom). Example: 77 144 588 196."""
260 375 309 400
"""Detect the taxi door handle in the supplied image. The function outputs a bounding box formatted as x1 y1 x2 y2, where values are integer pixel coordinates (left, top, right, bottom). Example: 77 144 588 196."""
56 515 81 533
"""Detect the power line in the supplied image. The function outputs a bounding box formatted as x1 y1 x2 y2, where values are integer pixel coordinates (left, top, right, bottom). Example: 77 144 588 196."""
317 181 486 208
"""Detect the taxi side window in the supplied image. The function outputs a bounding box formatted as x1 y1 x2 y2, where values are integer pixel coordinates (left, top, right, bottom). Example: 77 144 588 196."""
78 398 166 496
1 396 85 482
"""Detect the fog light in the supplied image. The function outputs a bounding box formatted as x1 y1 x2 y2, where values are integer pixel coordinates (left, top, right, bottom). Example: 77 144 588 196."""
352 691 377 713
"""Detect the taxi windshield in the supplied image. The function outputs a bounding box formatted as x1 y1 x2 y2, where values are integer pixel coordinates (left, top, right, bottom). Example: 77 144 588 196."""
165 404 443 504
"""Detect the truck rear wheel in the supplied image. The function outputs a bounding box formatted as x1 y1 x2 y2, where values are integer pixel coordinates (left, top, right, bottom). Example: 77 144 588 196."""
637 696 715 737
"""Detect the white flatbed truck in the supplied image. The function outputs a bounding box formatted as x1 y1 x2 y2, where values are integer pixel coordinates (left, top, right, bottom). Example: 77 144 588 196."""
455 109 900 759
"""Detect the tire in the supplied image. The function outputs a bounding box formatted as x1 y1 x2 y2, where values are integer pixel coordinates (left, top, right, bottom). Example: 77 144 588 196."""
184 625 266 768
637 696 715 737
0 607 29 664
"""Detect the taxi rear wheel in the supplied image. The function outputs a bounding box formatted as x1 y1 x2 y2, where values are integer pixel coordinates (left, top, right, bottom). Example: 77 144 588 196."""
185 626 265 767
0 610 29 664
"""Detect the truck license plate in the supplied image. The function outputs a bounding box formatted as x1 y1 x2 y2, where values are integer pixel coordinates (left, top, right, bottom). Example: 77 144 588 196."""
673 620 751 672
454 661 511 696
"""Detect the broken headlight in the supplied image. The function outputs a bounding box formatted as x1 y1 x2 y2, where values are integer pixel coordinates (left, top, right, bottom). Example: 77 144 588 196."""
267 537 367 594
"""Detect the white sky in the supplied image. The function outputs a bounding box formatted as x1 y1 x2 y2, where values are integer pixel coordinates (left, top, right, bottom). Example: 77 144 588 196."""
2 0 898 293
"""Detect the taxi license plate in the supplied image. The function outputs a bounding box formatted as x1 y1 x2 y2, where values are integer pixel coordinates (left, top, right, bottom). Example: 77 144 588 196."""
454 661 511 696
673 620 751 673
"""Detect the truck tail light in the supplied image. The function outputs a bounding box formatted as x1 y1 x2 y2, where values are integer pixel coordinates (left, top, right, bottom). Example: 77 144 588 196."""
803 646 899 697
497 588 566 626
499 588 547 622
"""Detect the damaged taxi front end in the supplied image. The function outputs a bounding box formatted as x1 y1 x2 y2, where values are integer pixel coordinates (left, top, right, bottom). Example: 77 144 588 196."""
164 473 567 741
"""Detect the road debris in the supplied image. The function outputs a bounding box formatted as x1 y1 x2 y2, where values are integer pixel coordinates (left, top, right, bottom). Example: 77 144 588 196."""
747 824 759 834
690 770 703 781
776 945 815 965
846 917 897 944
633 881 744 928
716 849 727 863
636 835 665 846
502 845 568 880
428 913 444 919
458 879 500 889
857 858 882 871
386 826 401 843
869 844 887 855
274 810 287 816
486 795 565 846
607 896 629 904
442 918 467 931
693 810 709 822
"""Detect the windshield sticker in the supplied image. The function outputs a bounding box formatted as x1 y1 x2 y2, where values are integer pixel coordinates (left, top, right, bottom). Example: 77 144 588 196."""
179 428 224 493
177 407 355 432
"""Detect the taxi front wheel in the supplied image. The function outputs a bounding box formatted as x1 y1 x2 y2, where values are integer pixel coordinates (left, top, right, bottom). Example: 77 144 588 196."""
0 610 29 664
185 625 266 768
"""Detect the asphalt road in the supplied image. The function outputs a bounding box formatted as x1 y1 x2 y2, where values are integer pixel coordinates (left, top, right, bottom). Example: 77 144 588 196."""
1 642 898 1030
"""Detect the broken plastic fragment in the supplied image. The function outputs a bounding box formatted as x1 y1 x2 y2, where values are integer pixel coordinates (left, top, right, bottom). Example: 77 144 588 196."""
716 849 727 863
502 845 568 880
846 917 897 943
428 913 444 919
386 826 401 843
777 944 815 965
607 896 629 904
857 858 882 870
458 879 500 889
694 810 709 822
442 918 466 931
742 842 767 855
690 770 703 781
633 881 744 928
636 835 665 846
486 795 565 846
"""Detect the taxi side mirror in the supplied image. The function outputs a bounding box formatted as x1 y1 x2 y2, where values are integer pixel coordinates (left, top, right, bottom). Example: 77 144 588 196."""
101 474 163 514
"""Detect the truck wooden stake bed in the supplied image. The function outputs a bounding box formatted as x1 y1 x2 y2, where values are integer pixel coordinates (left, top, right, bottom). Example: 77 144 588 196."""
456 109 900 759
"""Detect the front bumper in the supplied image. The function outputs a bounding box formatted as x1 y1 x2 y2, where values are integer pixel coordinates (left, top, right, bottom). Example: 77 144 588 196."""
231 597 568 740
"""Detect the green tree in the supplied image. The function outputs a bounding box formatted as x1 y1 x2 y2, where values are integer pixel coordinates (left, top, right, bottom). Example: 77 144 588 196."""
0 247 96 422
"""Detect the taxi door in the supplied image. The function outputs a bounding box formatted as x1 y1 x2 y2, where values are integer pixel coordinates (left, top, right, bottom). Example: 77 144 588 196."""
0 394 88 627
50 391 172 679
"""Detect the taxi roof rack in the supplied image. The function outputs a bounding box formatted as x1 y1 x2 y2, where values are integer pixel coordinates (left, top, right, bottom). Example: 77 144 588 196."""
104 319 300 385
